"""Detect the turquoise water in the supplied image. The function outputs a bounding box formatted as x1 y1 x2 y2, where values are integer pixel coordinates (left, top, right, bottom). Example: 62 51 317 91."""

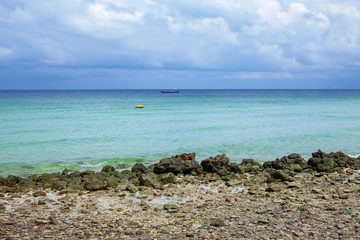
1 90 360 176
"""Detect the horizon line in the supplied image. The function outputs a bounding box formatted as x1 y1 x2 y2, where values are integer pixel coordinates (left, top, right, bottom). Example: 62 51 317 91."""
1 88 360 91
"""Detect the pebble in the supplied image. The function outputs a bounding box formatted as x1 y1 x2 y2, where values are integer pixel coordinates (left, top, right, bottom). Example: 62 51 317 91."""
311 188 322 194
59 189 77 195
210 218 225 227
33 191 46 197
339 194 349 199
258 219 270 224
0 186 16 193
139 235 151 240
237 219 245 225
124 228 133 235
163 203 177 210
49 216 58 225
34 219 50 225
1 153 360 239
184 213 193 220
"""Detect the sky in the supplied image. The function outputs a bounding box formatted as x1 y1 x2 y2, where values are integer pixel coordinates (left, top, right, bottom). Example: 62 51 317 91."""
0 0 360 89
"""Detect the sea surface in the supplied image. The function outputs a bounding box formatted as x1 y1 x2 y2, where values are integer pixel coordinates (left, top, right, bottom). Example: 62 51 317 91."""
1 89 360 176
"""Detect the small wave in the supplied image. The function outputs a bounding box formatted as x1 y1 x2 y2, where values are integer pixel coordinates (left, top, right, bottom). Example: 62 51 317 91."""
77 162 104 168
70 157 148 171
349 153 360 158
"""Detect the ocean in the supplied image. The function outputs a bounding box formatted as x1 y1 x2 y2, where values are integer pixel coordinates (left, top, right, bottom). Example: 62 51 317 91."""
1 89 360 176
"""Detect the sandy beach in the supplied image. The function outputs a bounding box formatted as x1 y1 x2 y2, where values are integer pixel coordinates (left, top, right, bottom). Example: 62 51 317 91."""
1 150 360 239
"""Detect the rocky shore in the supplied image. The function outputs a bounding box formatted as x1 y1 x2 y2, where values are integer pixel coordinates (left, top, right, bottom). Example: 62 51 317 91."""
1 150 360 239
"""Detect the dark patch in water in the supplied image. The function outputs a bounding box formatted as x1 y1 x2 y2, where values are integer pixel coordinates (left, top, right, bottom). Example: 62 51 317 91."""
22 165 35 170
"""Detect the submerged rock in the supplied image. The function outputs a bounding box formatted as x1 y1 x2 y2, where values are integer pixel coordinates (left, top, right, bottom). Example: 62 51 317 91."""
101 165 116 173
61 168 70 175
116 163 129 169
132 163 149 174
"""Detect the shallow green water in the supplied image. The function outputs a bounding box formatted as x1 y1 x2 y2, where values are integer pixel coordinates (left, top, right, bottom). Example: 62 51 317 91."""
1 89 360 176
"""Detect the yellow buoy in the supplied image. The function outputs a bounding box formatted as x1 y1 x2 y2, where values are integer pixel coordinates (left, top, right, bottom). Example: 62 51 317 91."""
136 105 144 108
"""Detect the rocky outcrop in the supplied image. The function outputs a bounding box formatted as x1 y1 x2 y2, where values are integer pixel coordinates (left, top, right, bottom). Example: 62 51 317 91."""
263 153 308 173
2 150 359 192
242 159 263 173
82 173 120 191
201 154 230 176
139 171 176 188
84 179 108 191
51 180 67 190
153 153 201 175
266 169 294 182
138 172 161 188
308 149 360 172
101 165 116 173
131 163 149 174
159 172 176 184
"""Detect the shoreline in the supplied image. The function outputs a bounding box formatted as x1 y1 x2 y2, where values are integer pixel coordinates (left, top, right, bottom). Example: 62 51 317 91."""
1 150 360 239
0 152 318 178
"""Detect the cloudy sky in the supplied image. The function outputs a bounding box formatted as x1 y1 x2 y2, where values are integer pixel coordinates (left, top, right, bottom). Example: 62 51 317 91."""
1 0 360 89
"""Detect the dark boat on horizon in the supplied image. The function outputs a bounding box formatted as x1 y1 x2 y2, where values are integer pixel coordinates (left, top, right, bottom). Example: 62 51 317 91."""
160 89 179 93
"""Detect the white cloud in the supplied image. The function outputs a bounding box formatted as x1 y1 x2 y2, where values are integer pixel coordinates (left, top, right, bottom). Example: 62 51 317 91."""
312 12 331 29
224 71 293 80
166 16 184 31
256 0 282 24
4 7 33 24
327 4 360 18
187 17 238 45
40 39 75 65
0 0 360 81
88 3 144 23
0 47 12 58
